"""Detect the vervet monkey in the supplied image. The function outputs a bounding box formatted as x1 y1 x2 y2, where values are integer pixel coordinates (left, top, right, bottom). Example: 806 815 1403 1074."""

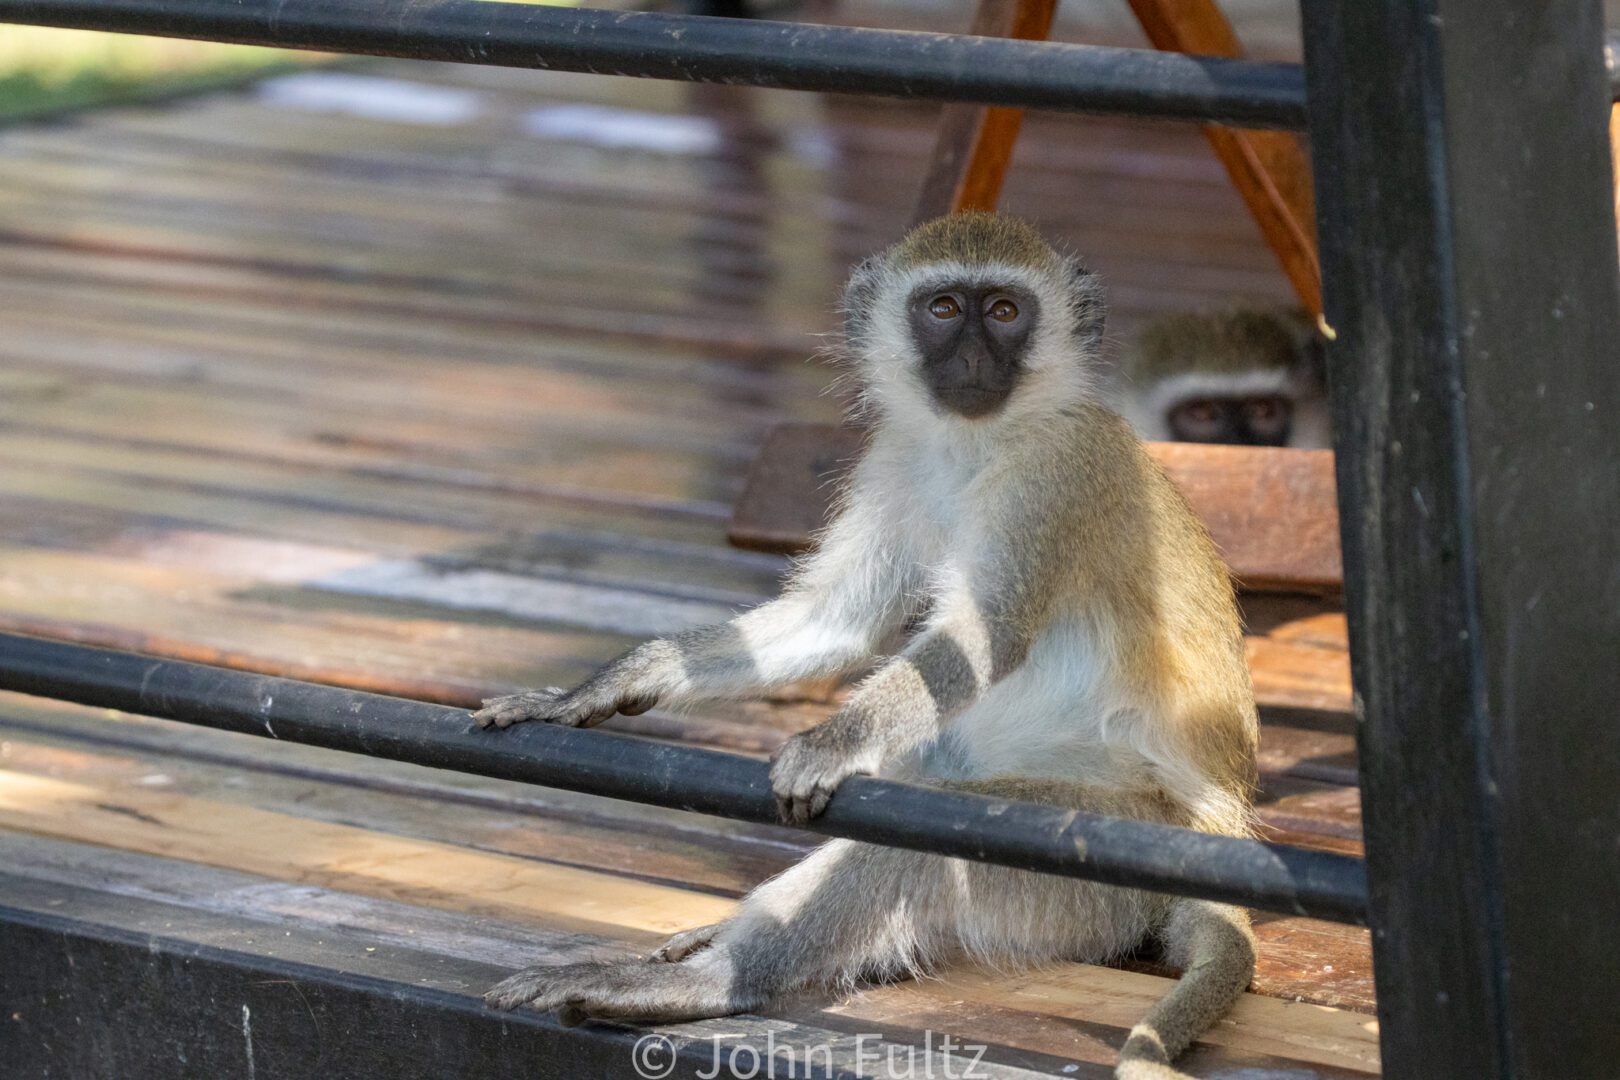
1115 309 1330 449
475 213 1259 1079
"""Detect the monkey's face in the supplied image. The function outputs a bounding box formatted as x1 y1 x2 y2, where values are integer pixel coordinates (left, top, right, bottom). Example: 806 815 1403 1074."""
842 215 1106 429
906 282 1038 419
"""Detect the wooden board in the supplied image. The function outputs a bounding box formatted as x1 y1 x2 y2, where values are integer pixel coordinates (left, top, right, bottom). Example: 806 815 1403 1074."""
0 696 1379 1076
729 422 1343 592
2 833 1381 1079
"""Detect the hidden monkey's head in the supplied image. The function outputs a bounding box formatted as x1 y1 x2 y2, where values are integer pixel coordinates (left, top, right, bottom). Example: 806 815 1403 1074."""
1118 308 1330 448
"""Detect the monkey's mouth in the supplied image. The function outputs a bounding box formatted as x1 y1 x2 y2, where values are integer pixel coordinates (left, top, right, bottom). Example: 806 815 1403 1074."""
931 384 1014 419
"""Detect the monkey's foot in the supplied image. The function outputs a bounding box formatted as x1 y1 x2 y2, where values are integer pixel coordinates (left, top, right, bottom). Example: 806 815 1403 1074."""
484 959 748 1025
651 922 723 963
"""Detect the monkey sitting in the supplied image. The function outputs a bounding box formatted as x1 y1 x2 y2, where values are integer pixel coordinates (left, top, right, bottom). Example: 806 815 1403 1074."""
475 213 1260 1080
1114 308 1330 449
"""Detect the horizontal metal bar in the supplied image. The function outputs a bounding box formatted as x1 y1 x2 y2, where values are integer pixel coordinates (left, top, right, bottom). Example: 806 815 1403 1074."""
0 0 1309 128
0 632 1367 922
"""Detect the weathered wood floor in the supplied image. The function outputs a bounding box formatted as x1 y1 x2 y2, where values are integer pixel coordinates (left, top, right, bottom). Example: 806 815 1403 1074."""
0 27 1372 1079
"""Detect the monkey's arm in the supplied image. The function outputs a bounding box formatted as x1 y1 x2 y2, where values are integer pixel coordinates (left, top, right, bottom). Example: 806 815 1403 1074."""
769 568 1038 822
473 486 918 729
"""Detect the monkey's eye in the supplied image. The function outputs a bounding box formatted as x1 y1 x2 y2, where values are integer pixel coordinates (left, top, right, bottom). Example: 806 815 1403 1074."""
928 296 962 319
1242 395 1293 442
987 298 1019 322
1168 400 1231 443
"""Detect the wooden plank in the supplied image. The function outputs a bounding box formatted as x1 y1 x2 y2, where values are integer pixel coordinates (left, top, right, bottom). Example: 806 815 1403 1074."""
729 422 1343 592
0 833 1379 1078
0 765 734 940
0 703 1374 1015
0 761 1379 1072
0 729 788 899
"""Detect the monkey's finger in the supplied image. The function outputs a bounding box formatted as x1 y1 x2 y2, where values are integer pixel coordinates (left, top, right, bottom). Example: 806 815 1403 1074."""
472 689 576 729
806 785 834 820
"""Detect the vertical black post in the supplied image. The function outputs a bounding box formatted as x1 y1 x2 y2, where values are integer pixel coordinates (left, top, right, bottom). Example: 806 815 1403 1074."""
1301 0 1620 1077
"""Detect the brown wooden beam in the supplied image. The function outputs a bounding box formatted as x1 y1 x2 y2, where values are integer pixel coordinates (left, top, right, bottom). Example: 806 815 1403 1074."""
728 423 1342 593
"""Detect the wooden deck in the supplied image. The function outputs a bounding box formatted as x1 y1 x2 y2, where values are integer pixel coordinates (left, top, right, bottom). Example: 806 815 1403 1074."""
0 18 1372 1078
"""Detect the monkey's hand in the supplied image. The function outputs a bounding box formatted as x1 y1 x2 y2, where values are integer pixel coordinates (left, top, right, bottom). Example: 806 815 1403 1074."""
473 683 657 730
768 719 882 825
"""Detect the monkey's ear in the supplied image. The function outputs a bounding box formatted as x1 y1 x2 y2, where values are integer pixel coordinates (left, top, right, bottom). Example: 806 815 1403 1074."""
1063 257 1107 351
1275 307 1328 388
841 255 885 338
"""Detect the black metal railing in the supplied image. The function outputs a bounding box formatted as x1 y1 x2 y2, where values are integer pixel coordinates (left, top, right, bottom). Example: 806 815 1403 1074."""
0 0 1308 127
2 0 1616 128
0 632 1367 923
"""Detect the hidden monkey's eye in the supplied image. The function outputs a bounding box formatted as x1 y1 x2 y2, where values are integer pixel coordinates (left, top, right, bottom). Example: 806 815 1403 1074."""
986 298 1020 322
1241 395 1293 442
928 296 962 319
1168 399 1231 443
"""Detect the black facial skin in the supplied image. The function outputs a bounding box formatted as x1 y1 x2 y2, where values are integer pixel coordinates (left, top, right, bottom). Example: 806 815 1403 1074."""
908 283 1038 419
1167 395 1293 446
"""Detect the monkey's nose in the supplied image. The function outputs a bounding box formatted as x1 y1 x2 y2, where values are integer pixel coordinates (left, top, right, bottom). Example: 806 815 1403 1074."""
958 344 994 382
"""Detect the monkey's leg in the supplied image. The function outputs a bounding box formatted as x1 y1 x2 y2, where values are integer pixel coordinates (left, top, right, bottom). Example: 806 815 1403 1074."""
488 780 1178 1026
1114 900 1256 1080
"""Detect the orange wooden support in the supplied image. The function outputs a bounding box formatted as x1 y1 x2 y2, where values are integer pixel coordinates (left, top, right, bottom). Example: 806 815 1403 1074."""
1125 0 1323 314
911 0 1060 223
1611 104 1619 253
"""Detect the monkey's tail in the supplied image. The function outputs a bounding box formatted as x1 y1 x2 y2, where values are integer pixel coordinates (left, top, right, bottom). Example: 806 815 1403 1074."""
1113 899 1256 1080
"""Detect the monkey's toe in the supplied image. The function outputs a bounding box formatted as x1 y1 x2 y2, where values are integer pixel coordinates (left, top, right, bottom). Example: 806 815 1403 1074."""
484 968 550 1011
484 961 607 1013
651 922 722 963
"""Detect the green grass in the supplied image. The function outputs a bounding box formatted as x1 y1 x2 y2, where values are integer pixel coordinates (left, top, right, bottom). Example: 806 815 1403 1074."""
0 4 602 123
0 27 316 122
